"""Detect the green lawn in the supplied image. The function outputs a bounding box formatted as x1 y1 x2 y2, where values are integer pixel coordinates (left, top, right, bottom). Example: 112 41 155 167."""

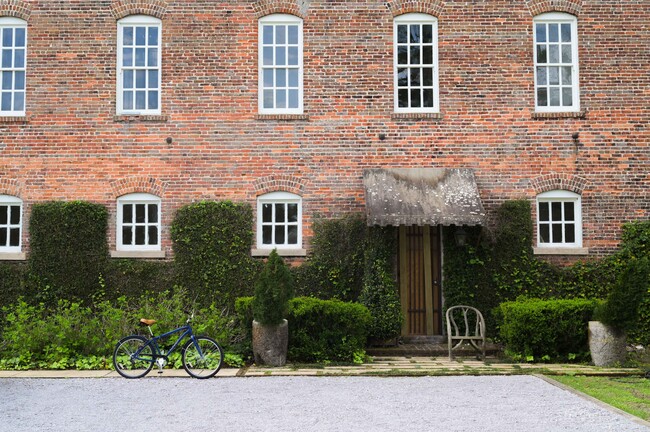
551 375 650 421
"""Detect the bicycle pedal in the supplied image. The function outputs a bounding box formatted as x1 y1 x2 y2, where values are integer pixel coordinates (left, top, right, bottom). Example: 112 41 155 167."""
157 370 163 374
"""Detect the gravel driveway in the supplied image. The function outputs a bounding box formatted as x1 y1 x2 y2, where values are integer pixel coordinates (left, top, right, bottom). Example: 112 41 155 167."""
1 375 647 432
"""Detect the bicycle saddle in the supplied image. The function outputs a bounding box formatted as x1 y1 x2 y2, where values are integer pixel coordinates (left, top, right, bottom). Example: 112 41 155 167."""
139 318 157 326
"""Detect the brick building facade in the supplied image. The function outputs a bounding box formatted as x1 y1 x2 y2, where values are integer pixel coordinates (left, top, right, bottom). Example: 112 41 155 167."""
0 0 648 310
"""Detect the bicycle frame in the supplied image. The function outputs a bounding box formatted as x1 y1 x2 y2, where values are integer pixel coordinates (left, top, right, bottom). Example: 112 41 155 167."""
133 324 203 365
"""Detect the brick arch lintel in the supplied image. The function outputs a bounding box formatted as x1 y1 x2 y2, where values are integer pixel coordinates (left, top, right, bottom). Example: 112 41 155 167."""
386 0 446 17
253 174 308 197
0 178 23 197
252 0 310 19
110 0 168 20
526 0 582 17
110 176 167 198
530 173 589 195
0 0 32 20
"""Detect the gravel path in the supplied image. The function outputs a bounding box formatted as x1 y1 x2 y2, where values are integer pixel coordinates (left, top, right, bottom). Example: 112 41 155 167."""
0 375 647 432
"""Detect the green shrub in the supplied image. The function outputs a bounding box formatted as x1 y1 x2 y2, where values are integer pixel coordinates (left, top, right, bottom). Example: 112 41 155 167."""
359 227 402 341
104 259 175 300
252 250 294 325
0 261 27 311
596 257 650 334
171 200 261 310
236 296 370 363
495 298 600 362
28 201 108 304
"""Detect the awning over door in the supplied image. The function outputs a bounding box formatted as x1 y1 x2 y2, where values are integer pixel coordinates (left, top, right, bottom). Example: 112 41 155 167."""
363 168 486 227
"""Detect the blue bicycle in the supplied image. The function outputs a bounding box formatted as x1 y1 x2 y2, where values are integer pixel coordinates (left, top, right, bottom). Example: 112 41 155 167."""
112 312 224 379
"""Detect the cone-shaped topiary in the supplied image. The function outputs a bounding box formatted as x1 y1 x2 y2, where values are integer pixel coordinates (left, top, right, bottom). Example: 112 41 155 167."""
252 249 294 326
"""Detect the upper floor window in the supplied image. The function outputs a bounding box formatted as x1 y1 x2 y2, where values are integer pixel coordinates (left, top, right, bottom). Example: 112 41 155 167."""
117 15 161 115
117 193 161 251
258 14 303 114
0 194 22 252
536 190 582 248
534 13 579 112
0 17 26 116
394 13 438 113
256 192 302 250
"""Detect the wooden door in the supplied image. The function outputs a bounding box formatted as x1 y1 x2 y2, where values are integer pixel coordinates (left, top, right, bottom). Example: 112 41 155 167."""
399 226 442 337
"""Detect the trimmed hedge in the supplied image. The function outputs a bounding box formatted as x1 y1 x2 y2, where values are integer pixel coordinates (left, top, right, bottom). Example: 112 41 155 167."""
495 298 600 361
236 296 371 363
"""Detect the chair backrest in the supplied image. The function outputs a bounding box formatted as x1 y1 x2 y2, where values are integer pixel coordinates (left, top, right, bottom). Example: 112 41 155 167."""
445 305 485 338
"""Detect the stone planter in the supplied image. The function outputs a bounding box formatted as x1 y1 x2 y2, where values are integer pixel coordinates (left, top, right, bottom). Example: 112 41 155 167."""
252 319 288 366
588 321 627 367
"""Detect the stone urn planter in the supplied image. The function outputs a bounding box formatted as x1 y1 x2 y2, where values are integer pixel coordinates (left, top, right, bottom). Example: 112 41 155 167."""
588 321 627 367
252 319 289 367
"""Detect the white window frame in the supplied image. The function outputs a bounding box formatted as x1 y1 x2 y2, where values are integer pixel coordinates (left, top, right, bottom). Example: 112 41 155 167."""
536 190 582 249
0 17 27 116
116 15 161 115
256 191 302 251
533 12 580 113
116 193 161 252
394 13 439 113
0 194 22 253
258 14 303 114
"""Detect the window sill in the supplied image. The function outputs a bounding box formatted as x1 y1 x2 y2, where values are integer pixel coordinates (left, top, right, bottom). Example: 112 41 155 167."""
111 250 166 259
0 252 26 261
534 247 589 256
114 115 168 123
0 116 28 124
255 114 309 121
392 112 442 120
251 248 307 257
532 110 586 119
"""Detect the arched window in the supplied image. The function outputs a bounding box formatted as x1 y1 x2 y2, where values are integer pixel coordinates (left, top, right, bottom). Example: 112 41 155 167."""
0 17 27 116
0 194 22 253
117 193 161 251
536 190 582 248
533 13 580 112
394 13 439 113
256 191 302 250
117 15 161 115
258 14 303 114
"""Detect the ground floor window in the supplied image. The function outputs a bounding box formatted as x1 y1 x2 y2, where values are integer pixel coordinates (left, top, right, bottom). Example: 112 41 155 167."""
536 190 582 248
256 191 302 250
117 193 161 251
0 194 22 252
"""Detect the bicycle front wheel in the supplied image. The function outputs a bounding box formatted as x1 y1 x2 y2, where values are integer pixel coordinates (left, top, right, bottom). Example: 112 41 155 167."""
182 336 224 379
113 335 154 379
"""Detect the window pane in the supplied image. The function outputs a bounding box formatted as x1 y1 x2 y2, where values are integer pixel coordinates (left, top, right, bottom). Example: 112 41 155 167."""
275 25 286 44
397 68 407 87
549 24 559 42
536 45 547 63
410 68 421 86
263 90 274 108
15 71 25 90
123 204 133 223
288 46 298 65
123 70 133 88
536 67 547 85
535 24 546 43
148 226 158 245
276 69 286 87
122 227 133 245
148 48 158 67
275 225 285 244
14 49 24 68
287 226 298 245
263 25 273 45
136 70 146 88
1 72 10 90
422 25 433 44
564 202 575 221
423 89 434 107
561 45 572 63
135 204 146 223
148 70 158 88
537 88 547 106
288 90 299 108
561 66 572 85
275 203 285 223
397 46 408 65
539 224 549 243
2 49 11 68
9 227 19 246
409 25 420 43
410 46 420 65
0 206 6 224
135 226 145 245
123 27 133 45
398 89 409 107
0 228 6 246
2 28 12 47
123 91 133 110
10 205 19 224
565 224 575 243
136 27 146 46
148 26 158 45
549 88 560 106
262 203 272 222
288 25 298 44
135 48 146 66
539 202 549 221
423 68 433 86
15 28 25 47
263 69 273 87
410 89 421 107
397 25 408 43
262 226 272 244
122 48 132 67
13 92 23 111
288 69 298 87
552 224 563 243
549 45 559 63
288 204 298 222
549 67 559 85
551 202 562 221
423 46 432 65
275 47 286 66
148 204 158 223
148 91 158 109
1 92 10 111
263 47 273 66
136 91 146 109
276 89 286 108
562 88 572 106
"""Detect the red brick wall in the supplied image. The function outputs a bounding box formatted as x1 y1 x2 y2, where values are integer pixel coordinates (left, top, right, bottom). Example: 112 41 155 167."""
1 0 648 259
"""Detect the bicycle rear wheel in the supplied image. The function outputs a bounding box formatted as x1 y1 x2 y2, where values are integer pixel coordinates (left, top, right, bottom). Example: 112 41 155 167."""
182 336 224 379
113 335 154 379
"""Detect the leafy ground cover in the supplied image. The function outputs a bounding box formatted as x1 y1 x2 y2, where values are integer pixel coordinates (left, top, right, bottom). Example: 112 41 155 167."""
551 375 650 421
